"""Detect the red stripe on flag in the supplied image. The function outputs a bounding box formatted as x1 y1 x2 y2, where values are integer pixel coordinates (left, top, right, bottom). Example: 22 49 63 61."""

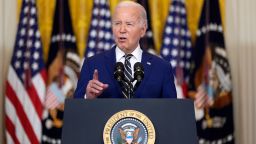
5 115 20 144
45 89 59 109
6 82 40 144
26 83 43 118
40 69 47 82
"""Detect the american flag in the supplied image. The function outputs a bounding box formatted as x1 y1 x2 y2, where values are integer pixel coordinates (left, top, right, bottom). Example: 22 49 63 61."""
84 0 114 58
5 0 46 143
160 0 192 98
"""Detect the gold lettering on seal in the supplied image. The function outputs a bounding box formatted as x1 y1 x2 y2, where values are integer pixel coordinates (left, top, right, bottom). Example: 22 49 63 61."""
103 110 156 144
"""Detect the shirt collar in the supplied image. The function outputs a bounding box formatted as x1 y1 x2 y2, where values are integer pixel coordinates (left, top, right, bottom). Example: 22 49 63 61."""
115 45 142 62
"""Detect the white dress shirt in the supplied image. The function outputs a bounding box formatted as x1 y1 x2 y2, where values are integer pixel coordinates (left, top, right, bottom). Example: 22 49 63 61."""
115 45 143 78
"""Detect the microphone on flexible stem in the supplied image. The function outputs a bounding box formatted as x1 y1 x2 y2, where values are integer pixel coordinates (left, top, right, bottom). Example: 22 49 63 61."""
114 62 125 82
114 62 134 99
134 62 144 82
133 62 144 91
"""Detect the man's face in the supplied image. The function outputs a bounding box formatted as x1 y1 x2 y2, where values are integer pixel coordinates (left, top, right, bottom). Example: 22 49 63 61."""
112 6 146 53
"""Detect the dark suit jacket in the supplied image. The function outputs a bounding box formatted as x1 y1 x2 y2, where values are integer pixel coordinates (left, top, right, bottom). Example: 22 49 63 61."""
74 47 177 98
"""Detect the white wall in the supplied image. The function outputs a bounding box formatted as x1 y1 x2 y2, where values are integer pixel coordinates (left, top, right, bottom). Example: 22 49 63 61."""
0 1 3 143
0 0 17 143
226 0 256 143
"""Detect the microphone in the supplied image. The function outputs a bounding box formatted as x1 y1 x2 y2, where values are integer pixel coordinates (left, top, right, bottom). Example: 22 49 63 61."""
114 62 125 82
134 62 144 82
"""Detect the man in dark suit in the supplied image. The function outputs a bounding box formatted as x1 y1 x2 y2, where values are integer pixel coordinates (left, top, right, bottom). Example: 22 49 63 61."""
74 1 176 99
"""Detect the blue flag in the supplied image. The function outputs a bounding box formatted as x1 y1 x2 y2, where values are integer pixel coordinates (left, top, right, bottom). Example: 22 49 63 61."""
189 0 235 143
42 0 81 143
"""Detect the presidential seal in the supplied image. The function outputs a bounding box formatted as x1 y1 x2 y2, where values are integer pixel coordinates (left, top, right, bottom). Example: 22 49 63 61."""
103 110 155 144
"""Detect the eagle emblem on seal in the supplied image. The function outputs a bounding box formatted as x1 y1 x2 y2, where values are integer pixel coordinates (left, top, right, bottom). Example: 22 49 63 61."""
119 127 141 144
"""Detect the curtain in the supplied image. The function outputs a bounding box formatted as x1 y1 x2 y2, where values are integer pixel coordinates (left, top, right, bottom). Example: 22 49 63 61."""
0 0 17 143
226 0 256 143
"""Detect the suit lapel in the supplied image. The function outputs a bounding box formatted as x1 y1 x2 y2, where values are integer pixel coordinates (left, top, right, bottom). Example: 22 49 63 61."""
135 51 153 97
104 47 154 98
104 47 116 77
104 46 123 96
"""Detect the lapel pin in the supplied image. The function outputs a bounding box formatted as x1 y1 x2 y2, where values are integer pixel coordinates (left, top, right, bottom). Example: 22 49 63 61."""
147 62 151 65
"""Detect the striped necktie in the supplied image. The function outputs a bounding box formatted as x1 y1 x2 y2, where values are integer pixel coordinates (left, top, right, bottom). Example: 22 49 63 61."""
122 54 133 98
124 54 133 82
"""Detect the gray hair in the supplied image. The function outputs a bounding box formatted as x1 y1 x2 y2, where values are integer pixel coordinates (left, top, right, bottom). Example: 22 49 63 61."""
114 1 148 28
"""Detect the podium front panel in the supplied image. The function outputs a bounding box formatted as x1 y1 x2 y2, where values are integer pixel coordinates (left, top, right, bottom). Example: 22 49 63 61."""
62 99 198 144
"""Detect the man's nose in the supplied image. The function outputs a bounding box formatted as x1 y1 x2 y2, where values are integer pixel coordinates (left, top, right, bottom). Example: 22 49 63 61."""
119 24 127 33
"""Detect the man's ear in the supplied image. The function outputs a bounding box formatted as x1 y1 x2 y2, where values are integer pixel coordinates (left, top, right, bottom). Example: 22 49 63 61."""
140 23 147 37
